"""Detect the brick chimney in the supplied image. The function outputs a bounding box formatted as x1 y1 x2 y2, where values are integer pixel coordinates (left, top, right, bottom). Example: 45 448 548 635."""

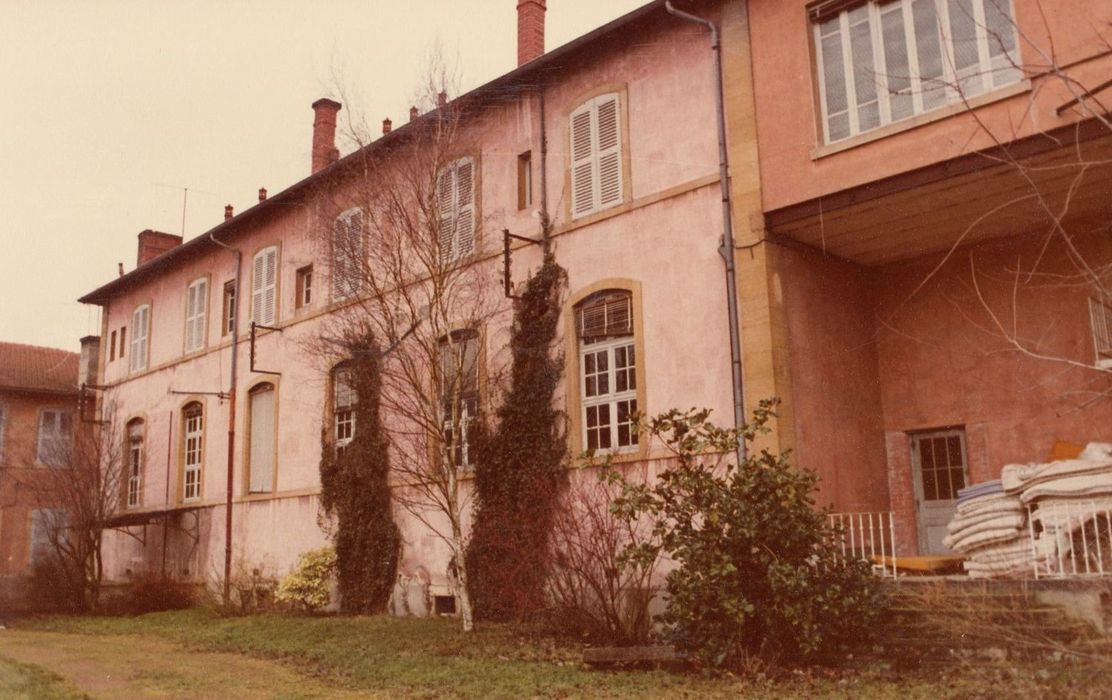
409 106 419 122
517 0 546 66
382 118 392 135
137 229 182 266
311 98 342 174
224 204 234 220
258 187 267 201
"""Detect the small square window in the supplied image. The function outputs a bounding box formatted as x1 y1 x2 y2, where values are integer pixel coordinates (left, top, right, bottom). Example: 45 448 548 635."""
296 265 313 309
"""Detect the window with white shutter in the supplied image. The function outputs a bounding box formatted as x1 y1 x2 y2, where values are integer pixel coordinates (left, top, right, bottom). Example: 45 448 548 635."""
813 0 1021 143
570 93 624 219
331 208 364 301
129 304 150 373
575 290 639 453
37 409 73 468
437 158 476 264
251 247 278 325
184 278 208 353
248 383 276 493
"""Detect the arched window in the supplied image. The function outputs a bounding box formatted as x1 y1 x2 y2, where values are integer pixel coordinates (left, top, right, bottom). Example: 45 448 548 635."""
126 418 145 508
182 402 203 502
331 208 364 301
439 329 480 467
332 363 356 455
247 383 276 493
575 290 637 452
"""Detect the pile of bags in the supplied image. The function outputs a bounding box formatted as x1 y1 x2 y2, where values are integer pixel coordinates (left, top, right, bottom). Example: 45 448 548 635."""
943 442 1112 578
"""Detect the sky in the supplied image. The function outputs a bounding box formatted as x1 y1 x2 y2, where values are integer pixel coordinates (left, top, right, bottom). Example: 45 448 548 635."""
0 0 648 352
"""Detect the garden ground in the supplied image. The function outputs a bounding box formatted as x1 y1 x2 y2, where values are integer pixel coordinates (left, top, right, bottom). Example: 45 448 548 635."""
0 610 1108 699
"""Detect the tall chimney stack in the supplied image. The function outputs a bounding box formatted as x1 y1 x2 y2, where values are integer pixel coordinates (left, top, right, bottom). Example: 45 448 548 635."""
224 204 234 220
517 0 546 66
382 118 392 135
311 98 342 174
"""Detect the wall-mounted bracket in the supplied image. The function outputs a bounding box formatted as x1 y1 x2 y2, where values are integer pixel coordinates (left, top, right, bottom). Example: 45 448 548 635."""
250 322 283 376
503 228 543 299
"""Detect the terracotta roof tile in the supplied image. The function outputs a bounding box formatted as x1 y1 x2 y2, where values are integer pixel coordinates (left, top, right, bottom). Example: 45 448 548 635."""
0 342 80 395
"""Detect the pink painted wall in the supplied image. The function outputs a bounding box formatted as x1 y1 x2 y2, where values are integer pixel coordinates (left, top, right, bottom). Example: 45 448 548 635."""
93 4 744 591
748 0 1112 211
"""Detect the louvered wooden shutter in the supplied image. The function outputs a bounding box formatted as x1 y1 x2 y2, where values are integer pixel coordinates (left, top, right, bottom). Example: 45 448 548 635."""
595 94 622 209
248 385 275 492
577 292 632 339
263 248 276 324
455 159 474 258
131 305 149 371
251 251 265 322
570 103 595 217
438 167 455 263
331 216 346 300
185 283 198 351
185 280 206 352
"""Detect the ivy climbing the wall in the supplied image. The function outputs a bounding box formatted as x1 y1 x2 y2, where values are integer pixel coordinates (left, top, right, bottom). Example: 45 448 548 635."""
318 330 400 613
468 253 568 621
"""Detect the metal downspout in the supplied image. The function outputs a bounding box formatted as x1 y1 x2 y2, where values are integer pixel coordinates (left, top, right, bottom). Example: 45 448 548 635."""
209 231 241 606
664 1 746 461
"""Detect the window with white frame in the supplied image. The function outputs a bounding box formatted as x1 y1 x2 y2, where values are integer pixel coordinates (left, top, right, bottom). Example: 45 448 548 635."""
1090 297 1112 369
126 418 144 508
437 158 475 264
577 291 638 452
570 93 623 219
331 208 364 301
37 409 73 467
182 402 203 501
333 365 356 455
812 0 1021 143
184 278 208 353
222 280 237 336
248 383 276 493
440 330 479 468
251 247 278 326
129 304 150 373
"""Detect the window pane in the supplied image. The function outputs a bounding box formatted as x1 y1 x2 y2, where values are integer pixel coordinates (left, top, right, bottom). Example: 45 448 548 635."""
919 438 935 469
922 465 938 501
984 0 1016 55
850 13 879 131
933 437 950 467
913 0 946 110
880 4 913 121
950 467 967 494
948 0 985 95
821 31 848 116
947 436 963 466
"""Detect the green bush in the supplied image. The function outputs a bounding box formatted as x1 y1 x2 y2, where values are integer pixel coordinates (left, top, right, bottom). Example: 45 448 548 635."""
275 547 337 613
611 401 883 669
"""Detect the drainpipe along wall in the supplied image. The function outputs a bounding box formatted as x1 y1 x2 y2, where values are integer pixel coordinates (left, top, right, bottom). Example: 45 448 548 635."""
664 1 747 461
209 231 241 606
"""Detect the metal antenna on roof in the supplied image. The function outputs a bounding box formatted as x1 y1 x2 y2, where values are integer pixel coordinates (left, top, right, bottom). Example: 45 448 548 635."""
181 187 188 237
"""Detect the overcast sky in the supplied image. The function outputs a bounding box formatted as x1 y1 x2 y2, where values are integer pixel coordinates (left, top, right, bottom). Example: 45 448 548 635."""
0 0 647 351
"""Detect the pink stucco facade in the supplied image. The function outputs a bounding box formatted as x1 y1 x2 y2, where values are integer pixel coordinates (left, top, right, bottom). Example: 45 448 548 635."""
83 1 746 601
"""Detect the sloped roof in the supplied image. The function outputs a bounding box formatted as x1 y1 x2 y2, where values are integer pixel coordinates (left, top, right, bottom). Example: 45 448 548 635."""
78 0 682 305
0 342 80 396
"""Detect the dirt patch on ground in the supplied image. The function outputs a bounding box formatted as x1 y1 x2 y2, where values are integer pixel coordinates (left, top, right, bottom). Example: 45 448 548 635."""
0 630 375 699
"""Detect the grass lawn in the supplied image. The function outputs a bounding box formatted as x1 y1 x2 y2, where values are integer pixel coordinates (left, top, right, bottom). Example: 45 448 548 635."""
8 609 1110 699
0 656 86 700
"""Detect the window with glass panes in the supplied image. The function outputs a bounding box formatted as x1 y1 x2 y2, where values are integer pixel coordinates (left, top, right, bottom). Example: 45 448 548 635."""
577 291 638 452
439 330 479 468
126 419 144 508
333 365 356 455
912 429 968 501
182 403 203 501
812 0 1021 143
37 409 73 467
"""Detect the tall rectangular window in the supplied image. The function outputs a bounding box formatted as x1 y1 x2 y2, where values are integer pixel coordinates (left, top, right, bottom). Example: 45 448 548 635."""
119 327 126 361
248 384 276 493
126 419 144 508
570 93 623 218
331 209 364 301
129 305 150 373
517 151 532 210
333 366 356 455
184 278 208 353
440 330 479 468
577 291 638 452
251 247 278 326
182 403 203 502
222 281 237 336
109 330 117 362
437 159 476 264
37 409 73 468
813 0 1021 143
0 404 6 465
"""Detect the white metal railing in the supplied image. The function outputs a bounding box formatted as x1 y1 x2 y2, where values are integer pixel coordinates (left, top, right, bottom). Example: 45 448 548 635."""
829 511 898 577
1028 500 1112 579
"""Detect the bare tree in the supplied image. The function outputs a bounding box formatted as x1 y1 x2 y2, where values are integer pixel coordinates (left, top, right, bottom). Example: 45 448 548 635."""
311 68 506 632
22 400 125 611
